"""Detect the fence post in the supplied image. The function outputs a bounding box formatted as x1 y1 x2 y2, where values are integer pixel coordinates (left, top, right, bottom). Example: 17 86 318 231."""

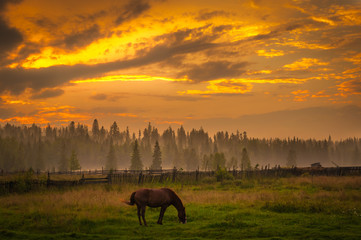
138 171 143 185
107 173 113 184
172 167 177 182
47 171 50 188
196 168 199 182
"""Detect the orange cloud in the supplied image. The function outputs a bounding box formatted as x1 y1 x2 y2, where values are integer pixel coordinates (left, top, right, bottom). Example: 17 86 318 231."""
278 41 334 50
153 120 184 125
72 75 189 84
116 113 138 118
311 90 332 98
257 49 285 58
336 80 361 97
345 53 361 65
311 16 336 26
178 79 253 96
0 116 49 125
291 90 310 102
0 95 32 105
36 106 91 123
283 58 329 70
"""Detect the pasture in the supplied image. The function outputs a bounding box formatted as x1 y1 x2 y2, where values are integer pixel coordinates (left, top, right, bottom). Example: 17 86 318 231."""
0 176 361 239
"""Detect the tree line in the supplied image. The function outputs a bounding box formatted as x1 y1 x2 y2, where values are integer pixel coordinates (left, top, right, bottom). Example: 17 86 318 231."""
0 120 360 172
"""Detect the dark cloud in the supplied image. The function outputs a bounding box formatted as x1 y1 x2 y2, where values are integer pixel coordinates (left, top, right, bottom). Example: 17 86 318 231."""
76 10 108 23
30 88 65 99
0 18 23 56
177 61 249 82
90 93 108 101
0 41 42 67
0 0 22 11
0 0 24 59
32 16 58 30
0 0 23 65
115 0 151 25
63 24 103 50
0 22 295 94
195 10 231 21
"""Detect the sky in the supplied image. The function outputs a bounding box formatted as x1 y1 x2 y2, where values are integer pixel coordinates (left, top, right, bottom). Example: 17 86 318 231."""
0 0 361 139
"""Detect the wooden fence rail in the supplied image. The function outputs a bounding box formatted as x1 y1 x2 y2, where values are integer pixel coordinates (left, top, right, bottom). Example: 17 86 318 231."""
1 166 361 195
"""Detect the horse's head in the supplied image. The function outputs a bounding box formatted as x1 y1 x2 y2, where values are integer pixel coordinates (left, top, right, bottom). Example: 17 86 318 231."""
178 207 187 224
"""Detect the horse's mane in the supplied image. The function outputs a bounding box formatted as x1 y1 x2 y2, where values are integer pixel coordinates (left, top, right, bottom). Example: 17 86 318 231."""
162 188 184 209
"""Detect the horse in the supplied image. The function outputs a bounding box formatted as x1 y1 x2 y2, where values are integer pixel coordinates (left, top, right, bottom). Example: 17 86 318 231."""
122 188 186 226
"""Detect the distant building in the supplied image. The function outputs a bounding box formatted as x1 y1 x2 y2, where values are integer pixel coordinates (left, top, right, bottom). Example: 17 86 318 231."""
311 162 322 168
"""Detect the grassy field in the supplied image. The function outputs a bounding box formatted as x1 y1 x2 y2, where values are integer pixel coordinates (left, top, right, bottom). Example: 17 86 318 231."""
1 176 361 239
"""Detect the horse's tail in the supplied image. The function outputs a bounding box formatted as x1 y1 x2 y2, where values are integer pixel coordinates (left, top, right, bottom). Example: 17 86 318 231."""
121 192 136 205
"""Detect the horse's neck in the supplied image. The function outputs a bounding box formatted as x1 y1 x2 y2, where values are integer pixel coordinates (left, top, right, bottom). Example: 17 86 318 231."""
171 193 183 211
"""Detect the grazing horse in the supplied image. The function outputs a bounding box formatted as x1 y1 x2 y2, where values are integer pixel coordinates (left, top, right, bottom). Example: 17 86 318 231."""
123 188 186 226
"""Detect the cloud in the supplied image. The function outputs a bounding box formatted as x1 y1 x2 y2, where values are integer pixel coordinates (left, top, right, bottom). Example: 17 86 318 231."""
177 61 249 82
62 24 103 50
283 58 329 70
337 79 361 96
90 93 108 100
178 79 253 96
0 0 23 60
114 0 151 25
0 18 23 56
0 26 224 94
291 90 310 102
30 88 65 99
0 107 16 119
195 10 231 21
257 49 285 58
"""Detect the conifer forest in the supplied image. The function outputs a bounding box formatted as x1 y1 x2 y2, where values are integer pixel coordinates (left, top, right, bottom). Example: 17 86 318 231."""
0 120 360 172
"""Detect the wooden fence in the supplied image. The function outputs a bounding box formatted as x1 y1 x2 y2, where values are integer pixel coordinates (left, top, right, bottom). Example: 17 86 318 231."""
1 166 361 195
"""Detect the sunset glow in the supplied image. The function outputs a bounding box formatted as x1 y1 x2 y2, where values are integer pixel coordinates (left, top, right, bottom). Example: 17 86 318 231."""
0 0 361 139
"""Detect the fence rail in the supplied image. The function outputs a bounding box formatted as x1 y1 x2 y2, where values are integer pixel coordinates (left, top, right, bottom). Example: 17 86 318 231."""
1 166 361 195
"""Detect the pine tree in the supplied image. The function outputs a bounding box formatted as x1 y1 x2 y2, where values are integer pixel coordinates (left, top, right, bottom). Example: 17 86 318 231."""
202 154 210 171
92 119 100 137
184 148 198 170
35 137 44 171
69 150 81 171
130 140 143 170
352 146 360 165
212 152 226 170
228 156 238 170
110 121 120 138
150 141 162 170
58 141 68 172
286 149 297 167
241 148 251 170
106 140 117 170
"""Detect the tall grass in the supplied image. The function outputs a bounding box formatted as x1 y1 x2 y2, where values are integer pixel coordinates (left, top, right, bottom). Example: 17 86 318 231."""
1 176 361 239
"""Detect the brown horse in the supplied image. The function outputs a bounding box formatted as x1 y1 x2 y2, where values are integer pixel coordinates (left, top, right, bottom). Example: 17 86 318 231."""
123 188 186 226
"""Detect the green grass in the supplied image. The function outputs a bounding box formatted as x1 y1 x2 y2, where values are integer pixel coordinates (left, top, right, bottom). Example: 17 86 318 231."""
1 176 361 239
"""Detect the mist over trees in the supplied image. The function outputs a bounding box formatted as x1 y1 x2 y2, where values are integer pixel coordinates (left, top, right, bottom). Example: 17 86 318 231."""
0 120 360 172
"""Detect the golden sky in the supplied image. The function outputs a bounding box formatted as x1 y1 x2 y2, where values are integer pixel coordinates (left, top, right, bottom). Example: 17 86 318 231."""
0 0 361 138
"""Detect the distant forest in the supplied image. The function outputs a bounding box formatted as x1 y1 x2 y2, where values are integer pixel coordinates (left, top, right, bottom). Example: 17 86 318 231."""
0 120 360 172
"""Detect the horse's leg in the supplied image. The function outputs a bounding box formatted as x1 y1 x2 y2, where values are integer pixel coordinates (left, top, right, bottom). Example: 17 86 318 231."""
141 206 147 226
137 205 142 225
157 206 167 225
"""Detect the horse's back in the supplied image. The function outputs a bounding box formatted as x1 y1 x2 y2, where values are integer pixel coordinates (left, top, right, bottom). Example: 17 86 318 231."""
134 188 172 207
